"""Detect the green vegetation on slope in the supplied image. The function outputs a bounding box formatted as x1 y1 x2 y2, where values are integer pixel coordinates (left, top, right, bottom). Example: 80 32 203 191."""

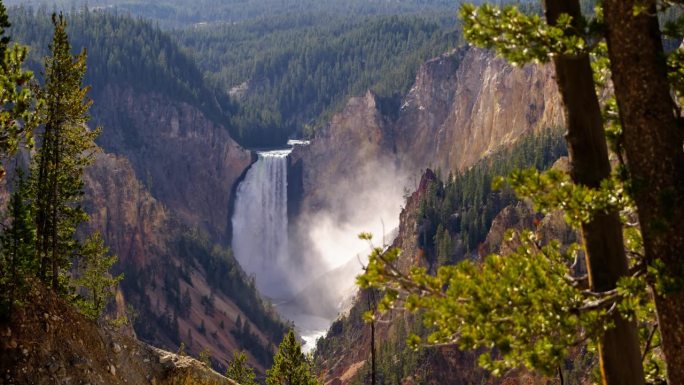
418 126 567 261
119 228 289 369
9 7 464 148
7 9 290 368
0 10 120 325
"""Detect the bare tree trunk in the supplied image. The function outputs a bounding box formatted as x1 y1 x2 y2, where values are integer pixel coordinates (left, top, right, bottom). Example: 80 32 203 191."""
543 1 646 384
603 1 684 382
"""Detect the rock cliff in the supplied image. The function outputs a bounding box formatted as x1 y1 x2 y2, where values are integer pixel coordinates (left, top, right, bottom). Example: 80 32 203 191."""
395 47 562 173
5 11 274 379
314 168 591 385
82 153 285 373
79 80 284 372
91 85 253 241
313 171 438 384
290 90 395 214
290 47 564 287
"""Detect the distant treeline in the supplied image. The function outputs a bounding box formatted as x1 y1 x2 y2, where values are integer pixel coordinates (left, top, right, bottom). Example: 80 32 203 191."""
5 0 464 27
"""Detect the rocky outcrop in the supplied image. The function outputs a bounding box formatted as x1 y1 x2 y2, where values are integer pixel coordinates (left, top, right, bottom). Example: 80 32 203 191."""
0 285 238 385
314 168 590 385
91 85 253 240
290 90 395 213
84 153 170 269
480 200 579 261
395 47 562 173
478 201 539 257
313 170 520 385
291 47 563 274
80 86 282 371
314 170 439 384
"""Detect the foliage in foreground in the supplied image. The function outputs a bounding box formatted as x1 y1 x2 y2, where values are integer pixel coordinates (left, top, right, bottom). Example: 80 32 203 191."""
226 351 258 385
267 330 319 385
358 167 662 380
0 1 41 177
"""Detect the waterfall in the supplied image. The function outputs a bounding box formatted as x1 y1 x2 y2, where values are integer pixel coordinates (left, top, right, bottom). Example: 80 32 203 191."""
231 149 292 299
231 143 331 351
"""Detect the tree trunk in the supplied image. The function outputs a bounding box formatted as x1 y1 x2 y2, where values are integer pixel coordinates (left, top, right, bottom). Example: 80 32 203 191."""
368 291 376 385
50 128 60 291
543 1 646 384
603 1 684 382
35 125 50 283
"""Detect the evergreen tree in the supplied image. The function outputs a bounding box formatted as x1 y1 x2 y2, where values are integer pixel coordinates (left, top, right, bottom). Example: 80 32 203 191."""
0 170 36 319
72 232 122 321
31 13 99 292
266 330 319 385
226 351 258 385
539 1 644 382
0 0 41 179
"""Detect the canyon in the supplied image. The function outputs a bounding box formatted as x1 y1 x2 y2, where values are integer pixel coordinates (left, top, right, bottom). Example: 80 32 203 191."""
84 43 567 371
3 9 577 382
287 45 564 340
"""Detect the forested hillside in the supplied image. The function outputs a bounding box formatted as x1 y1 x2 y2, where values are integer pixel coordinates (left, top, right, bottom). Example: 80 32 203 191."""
8 8 249 240
8 7 237 127
177 13 461 146
415 127 567 260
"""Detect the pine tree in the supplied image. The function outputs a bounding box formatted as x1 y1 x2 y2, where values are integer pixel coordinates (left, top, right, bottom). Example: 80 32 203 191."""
540 1 645 382
226 351 258 385
0 0 42 179
602 1 684 381
266 330 319 385
0 169 36 319
32 13 99 292
72 233 122 321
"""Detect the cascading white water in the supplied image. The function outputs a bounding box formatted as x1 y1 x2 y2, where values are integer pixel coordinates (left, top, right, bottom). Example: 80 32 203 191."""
231 141 405 352
232 149 292 299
